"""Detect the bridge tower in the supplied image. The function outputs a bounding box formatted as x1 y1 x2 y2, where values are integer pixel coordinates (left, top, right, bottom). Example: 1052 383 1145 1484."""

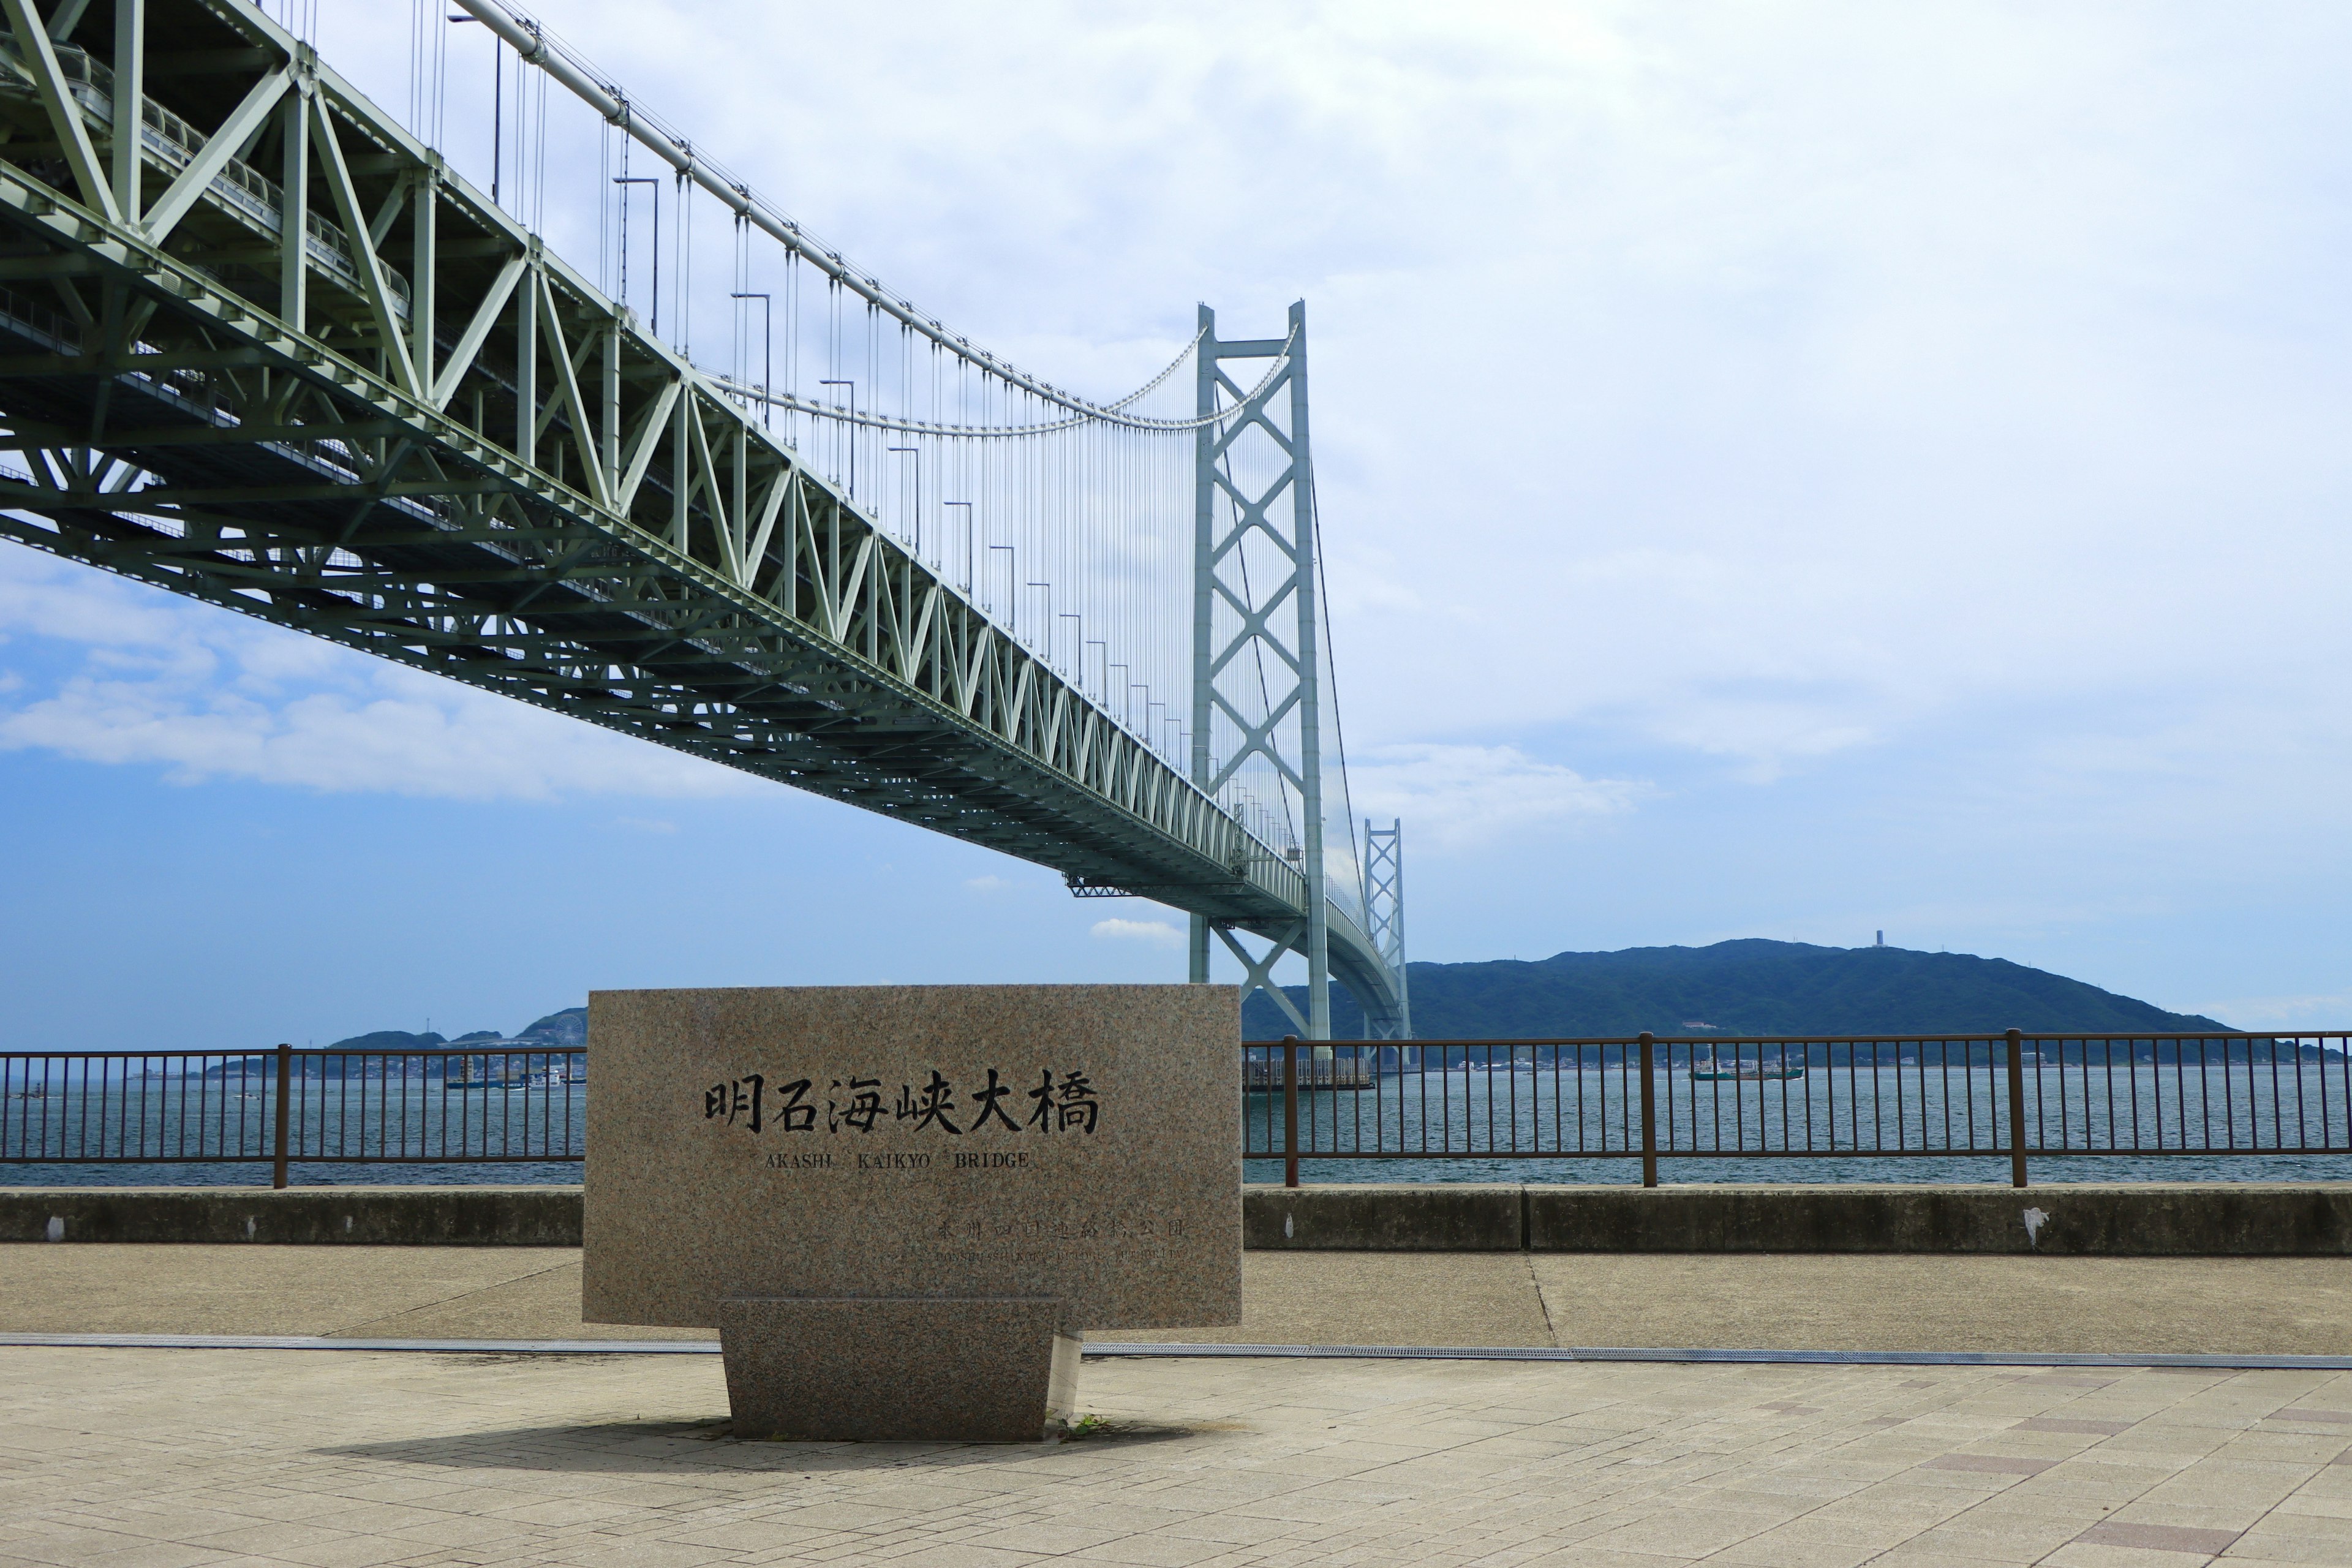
1189 301 1338 1039
1364 819 1411 1044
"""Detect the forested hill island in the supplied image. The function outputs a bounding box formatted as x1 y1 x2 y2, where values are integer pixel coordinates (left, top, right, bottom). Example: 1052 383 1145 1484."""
263 940 2232 1065
284 1006 586 1059
200 1005 586 1079
1242 939 2233 1040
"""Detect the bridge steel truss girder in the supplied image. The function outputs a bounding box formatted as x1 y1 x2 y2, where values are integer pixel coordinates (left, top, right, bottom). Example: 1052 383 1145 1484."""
0 0 1361 947
1188 302 1406 1041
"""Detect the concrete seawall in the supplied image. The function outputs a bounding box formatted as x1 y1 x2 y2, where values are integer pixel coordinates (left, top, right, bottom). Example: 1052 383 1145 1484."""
1245 1183 2352 1255
9 1183 2352 1254
0 1186 584 1247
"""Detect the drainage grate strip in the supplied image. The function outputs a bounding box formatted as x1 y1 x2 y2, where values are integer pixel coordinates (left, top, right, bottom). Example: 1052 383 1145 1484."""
1 1332 2344 1370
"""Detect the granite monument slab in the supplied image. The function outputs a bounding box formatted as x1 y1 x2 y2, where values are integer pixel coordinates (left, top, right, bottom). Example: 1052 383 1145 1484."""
583 983 1242 1439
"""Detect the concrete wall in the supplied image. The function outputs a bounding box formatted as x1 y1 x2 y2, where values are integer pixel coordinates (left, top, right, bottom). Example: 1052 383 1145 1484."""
0 1186 582 1246
1257 1183 2352 1255
9 1183 2352 1254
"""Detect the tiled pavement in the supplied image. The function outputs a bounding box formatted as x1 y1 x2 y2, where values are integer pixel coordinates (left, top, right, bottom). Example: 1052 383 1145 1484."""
2 1346 2350 1567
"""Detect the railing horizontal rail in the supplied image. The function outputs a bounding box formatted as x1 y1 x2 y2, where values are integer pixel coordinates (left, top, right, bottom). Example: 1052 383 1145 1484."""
4 1048 577 1061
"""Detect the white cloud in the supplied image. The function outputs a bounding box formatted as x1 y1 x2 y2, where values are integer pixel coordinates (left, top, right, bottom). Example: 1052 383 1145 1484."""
292 5 2352 793
4 2 2346 1006
0 552 753 802
321 0 2351 778
1348 744 1645 851
1091 918 1185 950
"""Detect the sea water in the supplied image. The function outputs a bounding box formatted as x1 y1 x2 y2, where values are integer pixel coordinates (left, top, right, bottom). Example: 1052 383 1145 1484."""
6 1063 2351 1186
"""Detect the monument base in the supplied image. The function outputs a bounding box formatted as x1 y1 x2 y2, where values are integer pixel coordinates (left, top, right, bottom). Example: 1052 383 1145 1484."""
718 1297 1080 1442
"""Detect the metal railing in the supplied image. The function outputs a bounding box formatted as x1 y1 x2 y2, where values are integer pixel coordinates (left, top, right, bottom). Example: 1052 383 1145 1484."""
1 1045 584 1186
1244 1031 2352 1186
0 39 410 315
13 1031 2348 1191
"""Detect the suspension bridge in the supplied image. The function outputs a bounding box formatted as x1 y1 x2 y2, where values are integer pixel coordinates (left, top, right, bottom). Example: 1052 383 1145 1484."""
0 0 1410 1039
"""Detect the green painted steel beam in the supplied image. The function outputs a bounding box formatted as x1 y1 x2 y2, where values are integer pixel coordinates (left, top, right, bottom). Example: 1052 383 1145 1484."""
0 0 1403 1017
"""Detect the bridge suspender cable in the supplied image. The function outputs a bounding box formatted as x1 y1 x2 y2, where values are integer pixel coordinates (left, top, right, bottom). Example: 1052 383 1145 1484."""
448 0 1187 428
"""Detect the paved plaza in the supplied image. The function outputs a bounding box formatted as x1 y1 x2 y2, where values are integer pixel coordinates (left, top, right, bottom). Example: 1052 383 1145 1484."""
3 1344 2351 1567
6 1246 2352 1565
10 1246 2352 1355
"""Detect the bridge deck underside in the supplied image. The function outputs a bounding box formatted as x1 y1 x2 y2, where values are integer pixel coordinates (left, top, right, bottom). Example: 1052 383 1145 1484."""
0 318 1288 927
0 0 1403 1034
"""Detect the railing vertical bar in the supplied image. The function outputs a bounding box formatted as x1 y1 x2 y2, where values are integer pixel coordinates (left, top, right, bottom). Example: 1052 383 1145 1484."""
1964 1037 1977 1153
2195 1035 2210 1152
2092 1038 2106 1152
2296 1037 2311 1151
1482 1042 1493 1155
1803 1039 1817 1155
1888 1038 1903 1156
1732 1042 1746 1155
1351 1046 1363 1155
71 1052 87 1162
2005 1028 2028 1186
2088 1044 2107 1152
1838 1039 1853 1156
1283 1036 1298 1189
2269 1035 2286 1153
2210 1037 2225 1152
1662 1038 1677 1158
1932 1040 1946 1153
2305 1044 2323 1152
271 1042 292 1189
1956 1039 1971 1152
2035 1035 2052 1153
1507 1041 1519 1155
2176 1038 2189 1152
1572 1043 1585 1153
1638 1031 1657 1186
2337 1035 2348 1152
2126 1036 2142 1152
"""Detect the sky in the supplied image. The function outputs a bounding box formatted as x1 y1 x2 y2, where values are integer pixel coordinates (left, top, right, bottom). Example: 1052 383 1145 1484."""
7 0 2352 1049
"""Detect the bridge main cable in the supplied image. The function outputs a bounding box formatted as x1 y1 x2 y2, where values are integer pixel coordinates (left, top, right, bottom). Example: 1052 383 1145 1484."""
451 0 1172 428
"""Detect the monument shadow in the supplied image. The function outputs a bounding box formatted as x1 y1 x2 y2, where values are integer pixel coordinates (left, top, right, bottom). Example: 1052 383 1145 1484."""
318 1414 1218 1474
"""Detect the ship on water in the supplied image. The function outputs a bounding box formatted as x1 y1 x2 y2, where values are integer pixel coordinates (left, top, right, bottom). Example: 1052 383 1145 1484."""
1689 1043 1807 1082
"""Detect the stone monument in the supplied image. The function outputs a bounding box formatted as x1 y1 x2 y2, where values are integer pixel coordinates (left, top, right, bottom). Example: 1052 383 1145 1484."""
583 983 1242 1441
